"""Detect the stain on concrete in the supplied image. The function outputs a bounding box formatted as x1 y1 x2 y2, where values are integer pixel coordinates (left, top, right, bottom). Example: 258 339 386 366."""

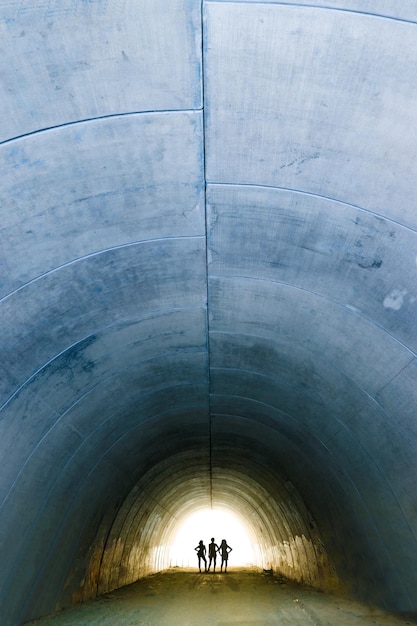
383 289 407 311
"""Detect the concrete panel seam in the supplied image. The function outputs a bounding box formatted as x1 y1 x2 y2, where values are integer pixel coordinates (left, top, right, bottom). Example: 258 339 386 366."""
205 182 417 235
0 109 204 148
203 1 417 26
208 277 417 359
0 237 206 305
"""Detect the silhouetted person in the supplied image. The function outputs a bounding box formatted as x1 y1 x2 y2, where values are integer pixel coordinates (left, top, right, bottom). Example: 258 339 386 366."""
219 539 232 572
207 537 219 572
195 540 207 573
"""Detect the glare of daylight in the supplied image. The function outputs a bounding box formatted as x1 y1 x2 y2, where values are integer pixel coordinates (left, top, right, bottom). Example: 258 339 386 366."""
169 508 255 567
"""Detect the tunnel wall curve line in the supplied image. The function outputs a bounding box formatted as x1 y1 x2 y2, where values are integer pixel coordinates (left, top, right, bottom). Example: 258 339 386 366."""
211 414 410 607
210 408 411 594
211 466 333 586
101 479 210 587
203 1 417 25
212 364 318 401
0 303 205 411
97 480 185 591
212 456 339 589
246 492 301 575
75 466 212 600
208 277 417 358
68 469 209 600
1 390 209 551
214 394 417 554
0 309 208 520
0 395 210 606
210 359 417 470
214 395 417 534
206 182 417 235
0 108 203 148
13 414 210 623
0 348 207 512
0 236 205 305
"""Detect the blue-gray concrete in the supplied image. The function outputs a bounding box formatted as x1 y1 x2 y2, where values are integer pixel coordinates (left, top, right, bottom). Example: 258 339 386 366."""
1 1 417 624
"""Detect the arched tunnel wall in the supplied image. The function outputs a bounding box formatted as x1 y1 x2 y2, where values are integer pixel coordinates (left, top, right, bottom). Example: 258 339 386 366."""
1 1 417 624
76 452 338 605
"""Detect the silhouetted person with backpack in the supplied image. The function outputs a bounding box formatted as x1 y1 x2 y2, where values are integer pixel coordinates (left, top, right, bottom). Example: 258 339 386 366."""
219 539 232 572
195 540 207 572
207 537 219 572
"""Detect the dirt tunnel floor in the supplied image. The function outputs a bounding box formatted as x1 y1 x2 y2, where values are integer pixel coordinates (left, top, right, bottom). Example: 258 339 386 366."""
25 568 417 626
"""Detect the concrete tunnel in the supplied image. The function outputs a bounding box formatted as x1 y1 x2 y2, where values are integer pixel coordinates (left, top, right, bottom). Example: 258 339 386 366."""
1 1 417 623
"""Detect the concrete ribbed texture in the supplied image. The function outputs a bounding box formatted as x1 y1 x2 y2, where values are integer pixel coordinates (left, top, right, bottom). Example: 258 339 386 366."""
1 1 417 624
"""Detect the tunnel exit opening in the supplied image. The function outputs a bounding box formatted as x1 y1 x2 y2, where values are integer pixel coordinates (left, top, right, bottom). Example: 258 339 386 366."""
168 507 259 568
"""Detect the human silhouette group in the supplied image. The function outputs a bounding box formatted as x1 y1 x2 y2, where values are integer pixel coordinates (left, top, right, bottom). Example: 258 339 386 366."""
194 538 232 573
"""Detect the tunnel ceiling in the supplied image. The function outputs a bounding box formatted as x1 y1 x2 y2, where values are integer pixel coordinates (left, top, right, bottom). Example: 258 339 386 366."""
1 1 417 624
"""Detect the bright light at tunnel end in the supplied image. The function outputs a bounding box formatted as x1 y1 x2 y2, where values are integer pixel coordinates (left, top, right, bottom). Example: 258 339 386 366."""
169 508 256 568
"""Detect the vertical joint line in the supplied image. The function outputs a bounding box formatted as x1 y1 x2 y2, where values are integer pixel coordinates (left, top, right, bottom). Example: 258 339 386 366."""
201 0 213 510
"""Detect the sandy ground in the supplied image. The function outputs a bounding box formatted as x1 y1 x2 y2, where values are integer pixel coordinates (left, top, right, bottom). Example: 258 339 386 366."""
24 568 417 626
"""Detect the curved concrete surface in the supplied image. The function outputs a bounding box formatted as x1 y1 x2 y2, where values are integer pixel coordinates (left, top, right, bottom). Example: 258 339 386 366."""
1 1 417 624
